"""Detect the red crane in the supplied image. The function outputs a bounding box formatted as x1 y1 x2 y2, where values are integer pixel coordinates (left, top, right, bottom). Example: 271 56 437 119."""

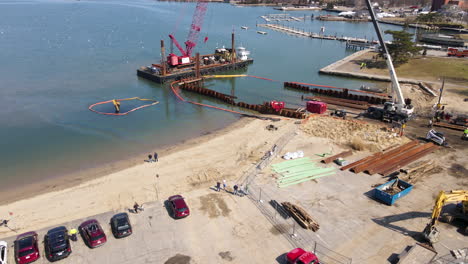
168 1 208 66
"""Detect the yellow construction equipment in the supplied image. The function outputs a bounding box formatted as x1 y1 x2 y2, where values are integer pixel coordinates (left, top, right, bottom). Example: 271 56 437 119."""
423 190 468 244
112 99 121 113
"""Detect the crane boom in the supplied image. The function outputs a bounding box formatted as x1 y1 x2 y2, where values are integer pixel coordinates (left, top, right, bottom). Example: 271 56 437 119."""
364 0 411 116
169 34 188 57
185 1 208 57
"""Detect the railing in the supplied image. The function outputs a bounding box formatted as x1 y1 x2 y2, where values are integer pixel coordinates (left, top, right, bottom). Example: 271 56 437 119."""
239 127 353 264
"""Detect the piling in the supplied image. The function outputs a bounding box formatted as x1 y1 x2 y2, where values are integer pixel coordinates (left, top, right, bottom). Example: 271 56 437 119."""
161 40 167 76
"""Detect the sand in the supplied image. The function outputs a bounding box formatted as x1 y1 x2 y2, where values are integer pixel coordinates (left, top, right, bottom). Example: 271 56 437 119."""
301 115 410 152
0 117 297 238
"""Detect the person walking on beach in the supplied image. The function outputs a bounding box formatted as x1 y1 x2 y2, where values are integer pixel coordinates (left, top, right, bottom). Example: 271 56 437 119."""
134 202 140 214
1 219 9 227
216 181 221 192
154 152 158 162
233 184 239 196
148 154 153 162
222 179 227 190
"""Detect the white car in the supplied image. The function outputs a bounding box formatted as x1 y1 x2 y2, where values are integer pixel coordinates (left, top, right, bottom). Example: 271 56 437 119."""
0 241 7 264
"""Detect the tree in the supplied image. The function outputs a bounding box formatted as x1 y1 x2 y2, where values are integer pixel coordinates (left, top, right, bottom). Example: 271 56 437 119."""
326 2 335 9
384 30 422 65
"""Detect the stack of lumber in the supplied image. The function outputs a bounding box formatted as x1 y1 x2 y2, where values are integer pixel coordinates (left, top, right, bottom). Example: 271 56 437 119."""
272 157 335 188
340 141 439 176
399 160 441 184
281 202 320 231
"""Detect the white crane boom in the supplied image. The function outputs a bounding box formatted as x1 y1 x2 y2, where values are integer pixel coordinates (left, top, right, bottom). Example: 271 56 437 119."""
364 0 413 117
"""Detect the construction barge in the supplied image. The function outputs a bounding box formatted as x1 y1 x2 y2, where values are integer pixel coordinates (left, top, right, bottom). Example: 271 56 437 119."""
137 33 253 84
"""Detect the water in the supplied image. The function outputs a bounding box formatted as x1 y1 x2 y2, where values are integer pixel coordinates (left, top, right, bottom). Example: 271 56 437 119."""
0 0 410 190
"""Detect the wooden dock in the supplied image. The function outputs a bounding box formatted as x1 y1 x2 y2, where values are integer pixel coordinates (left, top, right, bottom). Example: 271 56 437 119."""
258 24 374 45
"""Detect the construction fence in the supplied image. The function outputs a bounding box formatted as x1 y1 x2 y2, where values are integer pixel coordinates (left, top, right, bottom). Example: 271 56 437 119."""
245 182 352 264
239 126 352 264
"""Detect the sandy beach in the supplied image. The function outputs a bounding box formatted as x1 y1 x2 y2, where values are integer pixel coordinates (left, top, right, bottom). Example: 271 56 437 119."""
0 117 297 238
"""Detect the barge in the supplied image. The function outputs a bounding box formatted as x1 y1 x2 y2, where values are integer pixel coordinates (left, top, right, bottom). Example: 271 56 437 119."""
137 33 253 84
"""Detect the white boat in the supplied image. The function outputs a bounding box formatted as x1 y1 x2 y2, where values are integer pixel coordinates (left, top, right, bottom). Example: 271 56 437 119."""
236 46 251 61
257 31 267 35
241 26 248 30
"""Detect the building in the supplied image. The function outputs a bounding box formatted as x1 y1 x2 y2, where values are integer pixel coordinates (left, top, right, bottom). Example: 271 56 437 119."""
432 0 467 10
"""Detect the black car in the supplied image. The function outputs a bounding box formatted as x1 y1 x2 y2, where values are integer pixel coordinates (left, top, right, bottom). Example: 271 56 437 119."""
44 226 71 262
110 213 132 238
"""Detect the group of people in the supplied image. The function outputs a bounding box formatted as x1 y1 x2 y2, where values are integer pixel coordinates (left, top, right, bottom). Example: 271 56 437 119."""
215 180 247 196
147 152 159 163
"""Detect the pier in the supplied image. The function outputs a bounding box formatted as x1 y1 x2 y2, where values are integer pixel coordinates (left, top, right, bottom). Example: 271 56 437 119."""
260 14 314 22
258 24 375 45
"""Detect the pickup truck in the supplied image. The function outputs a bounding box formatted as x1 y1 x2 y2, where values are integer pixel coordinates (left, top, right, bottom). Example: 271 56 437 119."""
286 248 320 264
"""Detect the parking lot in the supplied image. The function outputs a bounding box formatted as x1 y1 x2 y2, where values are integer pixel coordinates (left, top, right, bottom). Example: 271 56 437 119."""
1 188 291 263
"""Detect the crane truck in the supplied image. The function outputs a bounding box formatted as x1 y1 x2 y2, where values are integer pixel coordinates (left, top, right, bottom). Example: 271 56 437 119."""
423 190 468 244
364 0 414 123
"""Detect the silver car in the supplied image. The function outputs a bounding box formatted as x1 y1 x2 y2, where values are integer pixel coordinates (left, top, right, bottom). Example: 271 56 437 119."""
0 240 7 264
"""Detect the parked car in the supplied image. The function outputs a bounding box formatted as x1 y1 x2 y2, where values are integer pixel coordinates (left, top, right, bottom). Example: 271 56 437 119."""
0 241 7 264
286 248 320 264
110 213 132 238
79 219 107 248
168 195 190 219
14 232 40 264
44 226 71 261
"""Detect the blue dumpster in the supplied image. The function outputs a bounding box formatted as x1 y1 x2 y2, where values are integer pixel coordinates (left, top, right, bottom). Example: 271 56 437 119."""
373 179 413 205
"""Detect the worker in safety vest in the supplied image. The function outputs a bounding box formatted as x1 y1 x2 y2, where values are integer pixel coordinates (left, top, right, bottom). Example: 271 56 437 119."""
463 128 468 140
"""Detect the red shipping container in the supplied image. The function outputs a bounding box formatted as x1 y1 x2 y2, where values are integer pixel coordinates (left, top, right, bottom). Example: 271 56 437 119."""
306 101 327 114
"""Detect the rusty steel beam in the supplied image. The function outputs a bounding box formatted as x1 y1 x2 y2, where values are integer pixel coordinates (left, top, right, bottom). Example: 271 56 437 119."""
433 122 465 131
380 144 438 176
361 142 423 174
305 96 370 106
340 152 382 171
321 150 353 164
351 141 419 173
307 97 370 110
368 143 435 175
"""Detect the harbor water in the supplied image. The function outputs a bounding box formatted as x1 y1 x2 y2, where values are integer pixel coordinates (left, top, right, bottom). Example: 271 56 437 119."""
0 0 409 191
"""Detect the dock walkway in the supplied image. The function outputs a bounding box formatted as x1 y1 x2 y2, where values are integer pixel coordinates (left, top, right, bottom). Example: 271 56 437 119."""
258 24 373 44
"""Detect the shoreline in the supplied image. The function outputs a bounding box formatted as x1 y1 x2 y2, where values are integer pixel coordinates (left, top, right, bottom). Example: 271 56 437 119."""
0 116 252 206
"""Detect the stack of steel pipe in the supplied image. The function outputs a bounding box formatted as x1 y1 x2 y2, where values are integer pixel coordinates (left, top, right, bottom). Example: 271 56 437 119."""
305 96 370 110
284 82 388 104
342 141 438 176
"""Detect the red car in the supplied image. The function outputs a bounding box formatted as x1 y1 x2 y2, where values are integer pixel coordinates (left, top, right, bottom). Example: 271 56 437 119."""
79 219 107 248
168 195 190 219
14 232 40 264
286 248 320 264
